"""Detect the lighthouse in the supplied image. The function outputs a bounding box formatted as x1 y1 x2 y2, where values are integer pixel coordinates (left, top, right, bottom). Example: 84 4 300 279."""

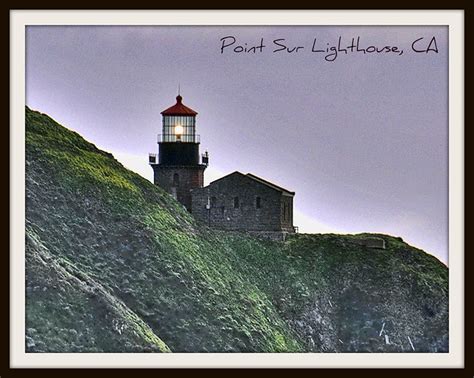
149 94 209 211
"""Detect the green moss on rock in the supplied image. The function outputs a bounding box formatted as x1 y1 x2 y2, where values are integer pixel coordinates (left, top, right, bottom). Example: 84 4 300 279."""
25 107 448 353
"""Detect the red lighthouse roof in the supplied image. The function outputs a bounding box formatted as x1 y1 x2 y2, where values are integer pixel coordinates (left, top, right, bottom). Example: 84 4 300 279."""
161 95 198 116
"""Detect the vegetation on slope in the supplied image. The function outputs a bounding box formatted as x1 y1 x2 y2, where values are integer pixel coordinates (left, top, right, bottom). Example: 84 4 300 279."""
25 107 448 353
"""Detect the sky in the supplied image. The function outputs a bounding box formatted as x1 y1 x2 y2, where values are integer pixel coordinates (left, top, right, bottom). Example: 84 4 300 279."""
26 26 448 264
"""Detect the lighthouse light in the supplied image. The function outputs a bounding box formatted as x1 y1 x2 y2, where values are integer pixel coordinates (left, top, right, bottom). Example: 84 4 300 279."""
175 124 184 136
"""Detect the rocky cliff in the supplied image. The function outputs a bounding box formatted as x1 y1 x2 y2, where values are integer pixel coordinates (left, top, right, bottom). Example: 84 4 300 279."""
25 107 448 353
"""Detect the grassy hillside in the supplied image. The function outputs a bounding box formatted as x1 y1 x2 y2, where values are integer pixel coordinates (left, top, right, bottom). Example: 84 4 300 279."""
25 107 448 353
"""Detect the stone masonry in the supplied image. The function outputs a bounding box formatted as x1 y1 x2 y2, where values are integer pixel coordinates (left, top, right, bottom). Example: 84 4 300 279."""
191 171 295 233
153 165 206 211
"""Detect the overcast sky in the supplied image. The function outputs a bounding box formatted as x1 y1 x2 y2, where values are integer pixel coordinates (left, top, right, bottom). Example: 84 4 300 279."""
26 26 448 264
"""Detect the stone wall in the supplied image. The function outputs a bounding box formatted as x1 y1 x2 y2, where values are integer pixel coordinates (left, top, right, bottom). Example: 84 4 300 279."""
351 237 386 249
192 172 294 232
152 165 206 211
280 194 294 232
246 231 293 241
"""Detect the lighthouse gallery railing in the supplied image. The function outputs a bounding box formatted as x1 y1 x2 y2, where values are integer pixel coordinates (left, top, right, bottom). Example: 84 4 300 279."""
157 134 200 143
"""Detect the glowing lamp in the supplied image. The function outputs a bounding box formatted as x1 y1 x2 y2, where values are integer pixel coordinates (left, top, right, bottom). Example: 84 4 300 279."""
175 125 184 136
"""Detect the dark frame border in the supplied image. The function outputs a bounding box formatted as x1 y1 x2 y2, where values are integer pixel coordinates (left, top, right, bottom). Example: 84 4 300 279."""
4 4 470 377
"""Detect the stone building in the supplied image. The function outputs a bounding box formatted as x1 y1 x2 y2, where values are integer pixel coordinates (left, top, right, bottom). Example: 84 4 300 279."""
191 171 296 233
150 94 296 235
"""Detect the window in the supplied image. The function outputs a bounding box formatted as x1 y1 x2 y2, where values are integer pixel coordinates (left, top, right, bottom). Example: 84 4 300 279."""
173 173 179 187
283 203 288 221
256 196 261 209
233 197 240 209
211 196 217 208
162 115 196 142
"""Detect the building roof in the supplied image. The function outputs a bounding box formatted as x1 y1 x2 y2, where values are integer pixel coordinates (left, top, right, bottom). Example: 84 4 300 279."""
210 171 295 196
161 95 198 116
245 173 295 195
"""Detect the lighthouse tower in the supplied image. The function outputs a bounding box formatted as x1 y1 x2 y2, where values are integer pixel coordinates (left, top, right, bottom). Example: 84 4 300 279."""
149 94 209 211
